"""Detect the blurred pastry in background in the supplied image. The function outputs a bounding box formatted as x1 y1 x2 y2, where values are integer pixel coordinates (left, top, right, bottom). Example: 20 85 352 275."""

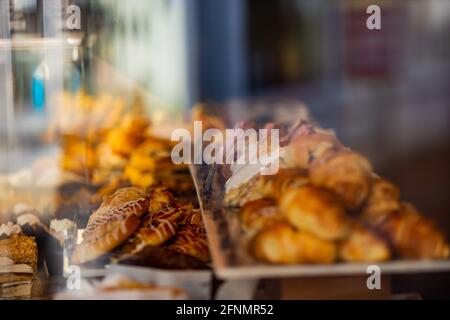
107 115 149 157
54 273 187 300
59 137 97 176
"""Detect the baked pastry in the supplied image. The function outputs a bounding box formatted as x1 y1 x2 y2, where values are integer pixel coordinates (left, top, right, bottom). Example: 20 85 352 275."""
224 169 309 207
123 137 183 189
98 274 186 299
148 186 175 213
0 223 38 268
286 130 343 169
279 186 351 240
376 203 449 259
106 115 149 157
239 199 284 234
17 213 65 275
135 207 184 248
339 223 391 262
167 205 210 263
250 223 336 264
309 149 373 210
54 273 187 300
361 177 401 226
0 257 34 298
72 187 149 265
170 227 210 263
60 138 97 176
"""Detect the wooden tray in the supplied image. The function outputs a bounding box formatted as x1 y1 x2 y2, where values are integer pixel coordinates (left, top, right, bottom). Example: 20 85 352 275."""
189 164 450 280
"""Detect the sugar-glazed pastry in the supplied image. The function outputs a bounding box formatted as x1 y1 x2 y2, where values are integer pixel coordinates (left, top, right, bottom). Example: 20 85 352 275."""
72 187 149 265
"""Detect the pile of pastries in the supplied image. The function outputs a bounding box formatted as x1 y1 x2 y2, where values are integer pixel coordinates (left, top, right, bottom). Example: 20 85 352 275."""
224 121 450 264
72 186 210 268
42 92 195 225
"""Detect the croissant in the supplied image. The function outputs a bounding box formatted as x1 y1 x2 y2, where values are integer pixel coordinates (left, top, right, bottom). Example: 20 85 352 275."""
361 177 401 226
339 222 391 262
229 169 309 207
286 131 343 169
250 223 336 264
279 186 351 240
376 203 449 259
309 149 373 210
239 199 284 234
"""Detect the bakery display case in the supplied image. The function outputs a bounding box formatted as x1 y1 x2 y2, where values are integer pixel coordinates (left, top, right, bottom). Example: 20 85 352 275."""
1 0 450 300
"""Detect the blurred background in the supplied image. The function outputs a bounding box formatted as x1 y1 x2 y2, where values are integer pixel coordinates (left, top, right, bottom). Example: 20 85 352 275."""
1 0 450 297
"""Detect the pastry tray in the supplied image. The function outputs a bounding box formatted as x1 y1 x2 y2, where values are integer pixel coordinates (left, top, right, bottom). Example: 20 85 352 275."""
189 164 450 280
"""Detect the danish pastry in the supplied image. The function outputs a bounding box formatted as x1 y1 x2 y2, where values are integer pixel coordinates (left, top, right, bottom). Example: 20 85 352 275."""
72 187 149 265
